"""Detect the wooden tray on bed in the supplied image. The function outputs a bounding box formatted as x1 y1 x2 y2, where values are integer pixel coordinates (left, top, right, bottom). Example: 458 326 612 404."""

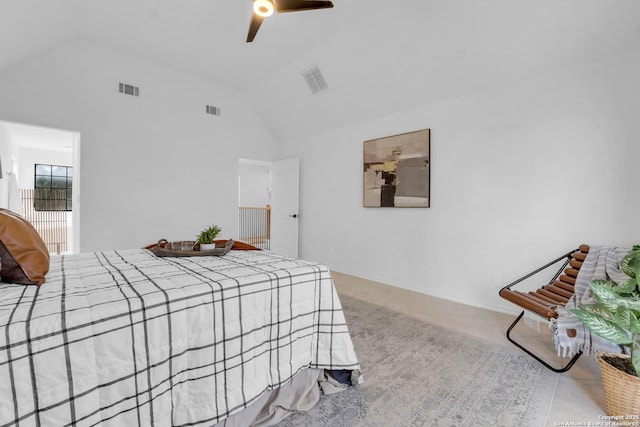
149 239 234 257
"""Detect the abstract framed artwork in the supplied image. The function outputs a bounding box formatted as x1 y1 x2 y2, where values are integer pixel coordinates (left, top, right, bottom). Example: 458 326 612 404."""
363 128 430 208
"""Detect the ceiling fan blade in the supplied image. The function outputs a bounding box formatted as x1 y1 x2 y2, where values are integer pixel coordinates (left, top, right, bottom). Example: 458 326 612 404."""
246 13 265 42
274 0 334 13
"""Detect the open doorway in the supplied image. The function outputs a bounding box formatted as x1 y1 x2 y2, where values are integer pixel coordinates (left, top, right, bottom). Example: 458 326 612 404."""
0 121 81 254
238 159 271 250
238 158 300 257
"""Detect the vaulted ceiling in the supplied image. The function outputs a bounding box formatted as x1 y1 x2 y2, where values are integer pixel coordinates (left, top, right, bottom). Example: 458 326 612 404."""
2 0 640 140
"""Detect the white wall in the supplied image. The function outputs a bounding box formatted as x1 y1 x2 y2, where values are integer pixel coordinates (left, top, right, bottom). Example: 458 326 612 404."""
238 161 271 207
0 123 12 176
17 147 73 188
0 41 277 251
278 52 640 314
0 123 18 209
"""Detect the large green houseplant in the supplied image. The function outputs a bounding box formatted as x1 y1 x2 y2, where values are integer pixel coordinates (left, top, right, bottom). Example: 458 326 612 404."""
570 245 640 415
571 245 640 375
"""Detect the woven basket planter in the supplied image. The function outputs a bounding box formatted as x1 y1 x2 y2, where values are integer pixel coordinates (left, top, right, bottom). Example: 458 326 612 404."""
597 352 640 416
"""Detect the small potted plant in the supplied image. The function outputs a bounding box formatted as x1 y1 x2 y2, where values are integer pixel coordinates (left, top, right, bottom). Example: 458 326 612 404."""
197 225 222 251
570 244 640 416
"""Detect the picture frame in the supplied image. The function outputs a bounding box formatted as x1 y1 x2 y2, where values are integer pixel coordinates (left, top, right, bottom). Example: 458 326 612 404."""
363 128 430 208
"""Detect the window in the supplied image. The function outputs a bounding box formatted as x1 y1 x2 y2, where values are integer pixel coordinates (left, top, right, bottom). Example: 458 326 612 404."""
34 164 73 211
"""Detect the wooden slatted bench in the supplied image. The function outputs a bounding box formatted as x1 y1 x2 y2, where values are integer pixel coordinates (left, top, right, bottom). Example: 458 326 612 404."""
498 244 589 372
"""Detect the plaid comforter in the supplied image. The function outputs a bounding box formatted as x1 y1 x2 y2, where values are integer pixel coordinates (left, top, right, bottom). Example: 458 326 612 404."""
0 249 360 426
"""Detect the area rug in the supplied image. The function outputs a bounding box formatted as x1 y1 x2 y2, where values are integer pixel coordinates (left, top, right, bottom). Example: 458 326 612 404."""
276 295 559 427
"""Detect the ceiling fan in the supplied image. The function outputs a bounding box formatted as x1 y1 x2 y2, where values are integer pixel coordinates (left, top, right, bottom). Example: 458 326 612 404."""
247 0 334 42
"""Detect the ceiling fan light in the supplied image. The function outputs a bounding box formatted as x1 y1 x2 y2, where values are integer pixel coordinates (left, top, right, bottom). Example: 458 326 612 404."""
253 0 274 17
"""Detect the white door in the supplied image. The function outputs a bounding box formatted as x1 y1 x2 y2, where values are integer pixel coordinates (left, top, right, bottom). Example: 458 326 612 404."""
270 158 299 258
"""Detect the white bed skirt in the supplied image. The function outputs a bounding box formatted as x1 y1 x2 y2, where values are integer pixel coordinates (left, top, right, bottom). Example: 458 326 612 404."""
213 368 352 427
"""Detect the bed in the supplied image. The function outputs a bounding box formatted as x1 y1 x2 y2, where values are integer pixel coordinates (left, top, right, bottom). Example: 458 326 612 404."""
0 209 361 427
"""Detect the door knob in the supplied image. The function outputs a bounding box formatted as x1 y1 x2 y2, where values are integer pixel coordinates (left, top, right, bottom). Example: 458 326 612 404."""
289 214 298 218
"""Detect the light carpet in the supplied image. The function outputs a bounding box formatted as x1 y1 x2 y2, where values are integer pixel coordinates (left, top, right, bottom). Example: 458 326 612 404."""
276 294 559 427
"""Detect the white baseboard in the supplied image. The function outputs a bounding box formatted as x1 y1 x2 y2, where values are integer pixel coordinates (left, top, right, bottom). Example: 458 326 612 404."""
330 267 522 317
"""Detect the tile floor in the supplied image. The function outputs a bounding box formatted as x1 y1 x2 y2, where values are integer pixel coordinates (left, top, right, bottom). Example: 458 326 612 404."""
331 271 612 427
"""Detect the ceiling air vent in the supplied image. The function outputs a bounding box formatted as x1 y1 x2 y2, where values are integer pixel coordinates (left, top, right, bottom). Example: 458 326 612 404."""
206 105 221 116
301 65 328 95
118 82 139 97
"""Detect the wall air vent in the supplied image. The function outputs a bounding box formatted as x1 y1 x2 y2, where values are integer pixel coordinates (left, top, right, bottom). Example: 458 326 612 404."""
118 82 139 97
206 105 221 116
301 64 329 95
